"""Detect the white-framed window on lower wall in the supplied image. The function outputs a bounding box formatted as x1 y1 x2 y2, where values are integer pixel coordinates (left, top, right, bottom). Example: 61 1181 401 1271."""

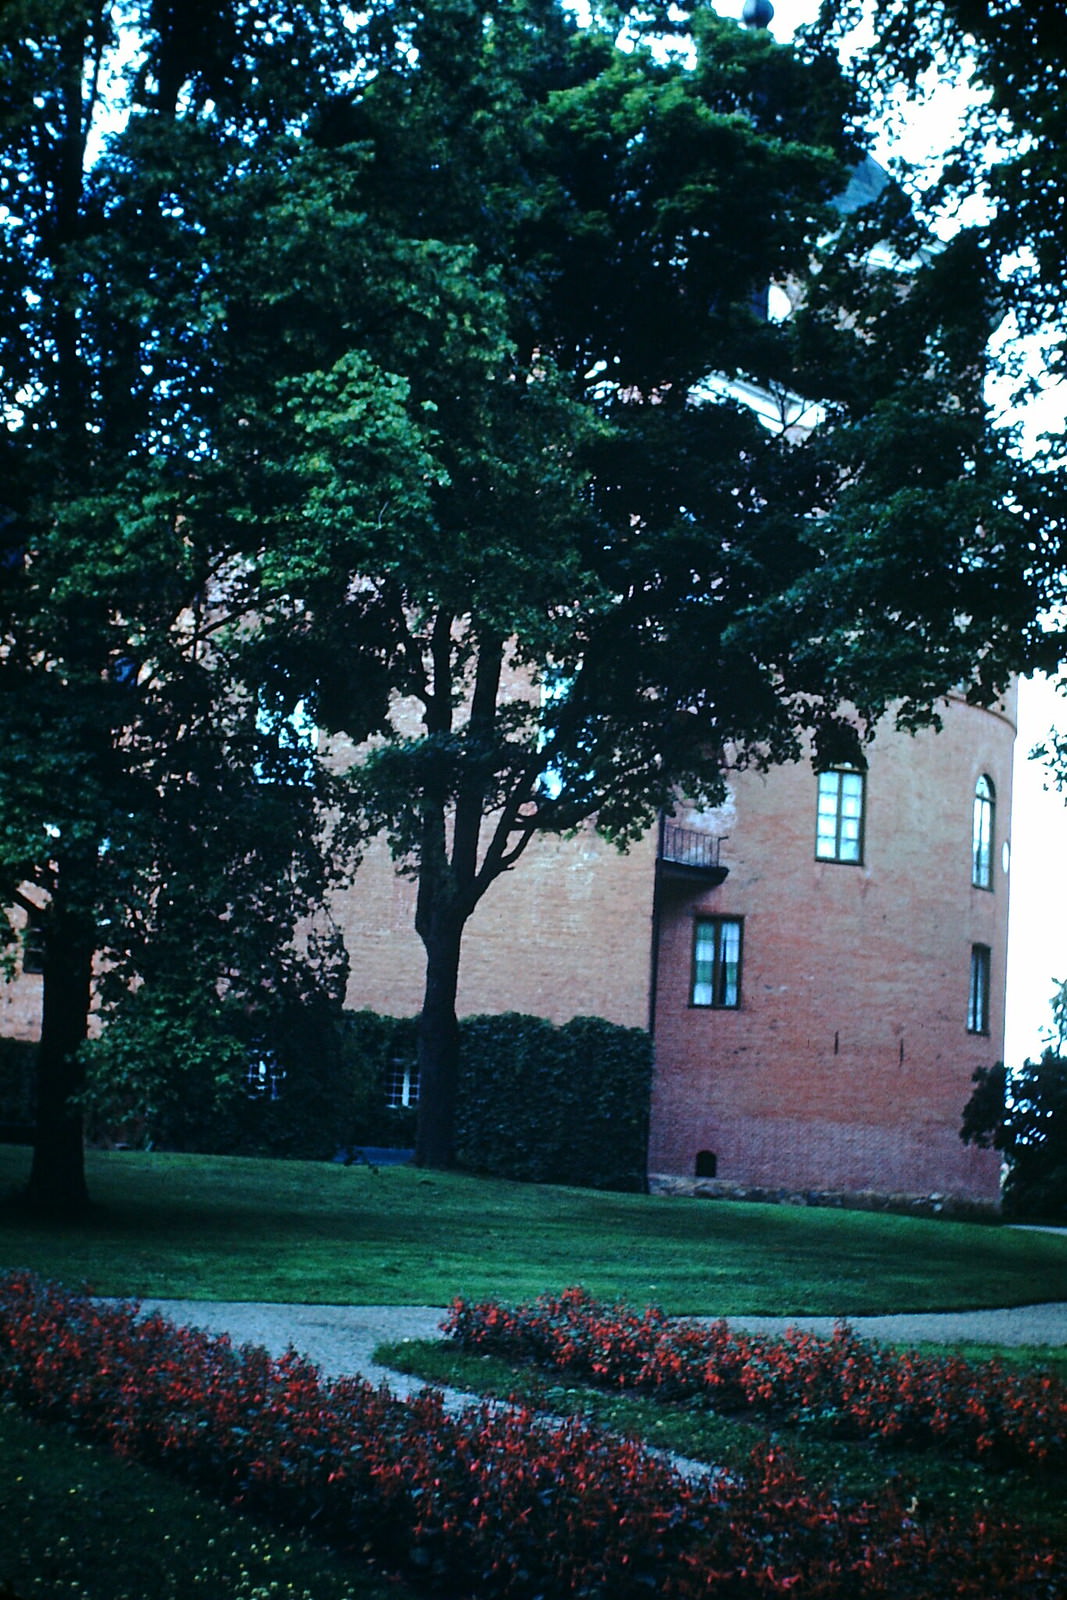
385 1059 420 1109
690 916 743 1009
967 943 991 1035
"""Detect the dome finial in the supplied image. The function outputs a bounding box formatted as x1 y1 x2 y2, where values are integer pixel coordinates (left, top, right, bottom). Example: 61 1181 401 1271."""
742 0 775 27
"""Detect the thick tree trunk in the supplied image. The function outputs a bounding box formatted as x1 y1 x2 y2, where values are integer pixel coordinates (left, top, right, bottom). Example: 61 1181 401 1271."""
24 907 95 1217
414 911 464 1169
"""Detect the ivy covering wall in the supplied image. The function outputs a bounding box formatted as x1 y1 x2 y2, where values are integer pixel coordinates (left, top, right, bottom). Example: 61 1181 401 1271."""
23 1008 652 1190
454 1013 651 1191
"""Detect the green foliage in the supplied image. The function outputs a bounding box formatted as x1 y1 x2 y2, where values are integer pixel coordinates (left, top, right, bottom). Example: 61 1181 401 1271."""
455 1012 651 1190
83 1004 648 1180
962 1053 1067 1220
336 1009 420 1151
0 0 361 1209
808 0 1067 704
81 1001 416 1161
0 1039 35 1137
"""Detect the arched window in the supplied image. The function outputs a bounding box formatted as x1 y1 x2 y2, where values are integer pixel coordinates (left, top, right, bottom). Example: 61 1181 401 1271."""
972 775 995 889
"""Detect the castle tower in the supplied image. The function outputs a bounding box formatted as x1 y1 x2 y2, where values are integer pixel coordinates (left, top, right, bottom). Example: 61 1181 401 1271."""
646 693 1011 1204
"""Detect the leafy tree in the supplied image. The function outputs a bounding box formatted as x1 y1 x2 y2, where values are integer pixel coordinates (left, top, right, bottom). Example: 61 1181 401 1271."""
961 1044 1067 1222
809 1 1067 386
962 981 1067 1217
195 0 1047 1166
0 0 356 1215
808 1 1067 729
3 0 1052 1191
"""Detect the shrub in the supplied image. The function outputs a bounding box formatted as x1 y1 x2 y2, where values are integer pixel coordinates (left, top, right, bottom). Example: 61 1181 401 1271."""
0 1273 1062 1599
962 1053 1067 1219
78 1001 650 1180
455 1012 651 1190
82 1003 417 1160
0 1036 36 1140
445 1286 1067 1472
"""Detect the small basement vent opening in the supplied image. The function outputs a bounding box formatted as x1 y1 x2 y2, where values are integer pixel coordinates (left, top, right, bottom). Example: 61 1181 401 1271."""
695 1150 718 1179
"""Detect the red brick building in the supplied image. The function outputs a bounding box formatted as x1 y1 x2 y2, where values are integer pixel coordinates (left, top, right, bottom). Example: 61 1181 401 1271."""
646 692 1010 1204
333 690 1010 1206
3 690 1010 1206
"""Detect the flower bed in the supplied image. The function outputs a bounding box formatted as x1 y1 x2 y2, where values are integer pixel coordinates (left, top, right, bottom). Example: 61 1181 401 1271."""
443 1286 1067 1470
1 1272 1063 1598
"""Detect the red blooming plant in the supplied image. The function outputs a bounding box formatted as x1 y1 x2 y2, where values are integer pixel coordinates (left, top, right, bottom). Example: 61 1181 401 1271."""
443 1287 1067 1470
1 1272 1064 1599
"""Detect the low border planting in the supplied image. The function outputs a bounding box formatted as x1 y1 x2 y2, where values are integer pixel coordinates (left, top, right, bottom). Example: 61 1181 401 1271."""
1 1273 1063 1598
444 1286 1067 1471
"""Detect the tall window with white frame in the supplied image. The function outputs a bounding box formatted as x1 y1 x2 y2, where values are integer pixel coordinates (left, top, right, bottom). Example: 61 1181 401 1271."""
385 1058 420 1109
972 775 995 889
690 916 743 1009
968 944 991 1035
815 768 865 863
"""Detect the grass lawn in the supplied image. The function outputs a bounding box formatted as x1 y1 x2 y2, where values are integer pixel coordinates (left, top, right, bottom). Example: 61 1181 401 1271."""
0 1401 411 1600
3 1146 1067 1313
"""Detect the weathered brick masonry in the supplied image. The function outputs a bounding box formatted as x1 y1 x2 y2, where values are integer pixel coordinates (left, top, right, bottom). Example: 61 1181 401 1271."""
2 692 1010 1205
335 691 1009 1206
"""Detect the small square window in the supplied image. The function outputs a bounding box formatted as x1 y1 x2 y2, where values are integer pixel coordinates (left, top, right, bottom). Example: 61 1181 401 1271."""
691 917 743 1009
815 769 865 863
968 945 991 1035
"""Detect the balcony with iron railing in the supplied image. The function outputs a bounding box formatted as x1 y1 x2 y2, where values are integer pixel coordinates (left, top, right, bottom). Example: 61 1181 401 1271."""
657 818 729 886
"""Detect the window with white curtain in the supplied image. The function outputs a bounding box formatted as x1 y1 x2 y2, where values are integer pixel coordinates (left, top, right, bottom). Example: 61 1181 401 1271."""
691 917 743 1009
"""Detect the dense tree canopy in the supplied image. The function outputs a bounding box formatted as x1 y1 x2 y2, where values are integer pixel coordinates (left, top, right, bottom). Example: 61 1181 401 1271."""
0 0 1054 1187
0 0 355 1213
810 0 1067 599
198 0 1047 1163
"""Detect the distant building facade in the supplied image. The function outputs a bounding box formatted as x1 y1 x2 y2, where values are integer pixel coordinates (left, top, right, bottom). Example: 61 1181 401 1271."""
331 690 1011 1206
3 691 1010 1206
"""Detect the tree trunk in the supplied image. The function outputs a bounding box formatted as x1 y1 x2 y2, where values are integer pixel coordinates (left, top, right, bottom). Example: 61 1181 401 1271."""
414 909 464 1169
24 905 95 1217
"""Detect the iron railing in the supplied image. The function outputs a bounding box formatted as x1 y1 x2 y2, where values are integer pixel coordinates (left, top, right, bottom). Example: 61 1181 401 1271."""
658 820 726 876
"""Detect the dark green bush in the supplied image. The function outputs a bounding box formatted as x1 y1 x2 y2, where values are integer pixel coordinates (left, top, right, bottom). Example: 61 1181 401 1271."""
0 1037 36 1141
962 1053 1067 1219
336 1009 418 1150
455 1011 651 1191
79 1000 649 1184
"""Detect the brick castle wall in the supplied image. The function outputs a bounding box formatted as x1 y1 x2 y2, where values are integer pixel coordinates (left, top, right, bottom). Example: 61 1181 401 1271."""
646 694 1012 1202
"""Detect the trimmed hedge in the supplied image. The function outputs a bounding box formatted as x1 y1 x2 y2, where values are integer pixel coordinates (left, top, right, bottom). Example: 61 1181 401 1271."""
0 1036 35 1142
455 1013 651 1191
78 1005 651 1189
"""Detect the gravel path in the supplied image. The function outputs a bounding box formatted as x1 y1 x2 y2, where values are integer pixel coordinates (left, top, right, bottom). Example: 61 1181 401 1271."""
136 1300 449 1396
134 1298 1067 1400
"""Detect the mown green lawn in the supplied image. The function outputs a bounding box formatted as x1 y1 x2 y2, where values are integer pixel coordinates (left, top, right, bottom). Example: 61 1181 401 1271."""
2 1146 1066 1314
